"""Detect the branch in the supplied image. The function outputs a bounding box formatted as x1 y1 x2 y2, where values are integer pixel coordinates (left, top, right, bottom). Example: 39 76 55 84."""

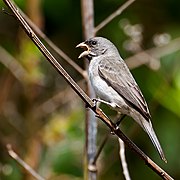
2 1 174 179
3 0 93 107
125 37 180 69
118 138 131 180
94 0 135 33
7 144 45 180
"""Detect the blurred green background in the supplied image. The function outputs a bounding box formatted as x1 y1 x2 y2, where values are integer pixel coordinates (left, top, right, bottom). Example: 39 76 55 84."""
0 0 180 179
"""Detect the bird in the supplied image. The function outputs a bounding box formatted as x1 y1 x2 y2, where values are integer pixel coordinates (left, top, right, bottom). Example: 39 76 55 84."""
76 37 166 162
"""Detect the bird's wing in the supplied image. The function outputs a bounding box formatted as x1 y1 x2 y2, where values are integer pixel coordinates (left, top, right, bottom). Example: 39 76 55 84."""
98 57 151 120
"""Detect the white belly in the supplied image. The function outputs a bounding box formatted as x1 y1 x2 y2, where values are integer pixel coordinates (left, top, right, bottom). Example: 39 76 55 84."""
88 57 128 113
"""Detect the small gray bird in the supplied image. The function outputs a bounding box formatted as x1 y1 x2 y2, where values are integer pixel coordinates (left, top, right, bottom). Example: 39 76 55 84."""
76 37 166 162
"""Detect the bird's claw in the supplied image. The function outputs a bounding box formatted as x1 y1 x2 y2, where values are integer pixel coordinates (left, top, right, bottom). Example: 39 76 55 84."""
91 98 100 110
92 98 98 105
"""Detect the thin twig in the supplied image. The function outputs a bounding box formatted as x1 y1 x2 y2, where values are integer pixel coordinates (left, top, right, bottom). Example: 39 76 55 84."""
95 0 135 33
118 138 131 180
92 133 109 165
125 37 180 69
2 1 174 179
7 144 45 180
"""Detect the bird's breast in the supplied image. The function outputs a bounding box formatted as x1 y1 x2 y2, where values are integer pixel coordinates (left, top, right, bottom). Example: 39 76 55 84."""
88 58 125 106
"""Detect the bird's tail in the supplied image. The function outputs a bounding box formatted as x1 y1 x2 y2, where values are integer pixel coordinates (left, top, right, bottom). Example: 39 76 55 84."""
141 119 167 163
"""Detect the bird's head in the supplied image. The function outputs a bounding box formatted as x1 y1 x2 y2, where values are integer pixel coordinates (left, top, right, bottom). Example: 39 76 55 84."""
76 37 116 60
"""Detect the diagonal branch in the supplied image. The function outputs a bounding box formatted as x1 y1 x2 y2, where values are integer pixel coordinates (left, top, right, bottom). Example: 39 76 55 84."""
95 0 135 34
7 144 45 180
125 37 180 69
2 1 174 180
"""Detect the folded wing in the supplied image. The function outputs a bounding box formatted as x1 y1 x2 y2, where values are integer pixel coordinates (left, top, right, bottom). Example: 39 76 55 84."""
98 57 151 121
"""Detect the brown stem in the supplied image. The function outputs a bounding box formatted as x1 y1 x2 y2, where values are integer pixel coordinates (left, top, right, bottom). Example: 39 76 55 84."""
7 144 45 180
2 1 174 180
94 0 136 34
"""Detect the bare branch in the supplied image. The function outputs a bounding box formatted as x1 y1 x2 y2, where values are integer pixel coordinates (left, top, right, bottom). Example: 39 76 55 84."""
2 1 174 179
7 144 45 180
95 0 135 33
3 0 93 107
118 138 131 180
125 37 180 69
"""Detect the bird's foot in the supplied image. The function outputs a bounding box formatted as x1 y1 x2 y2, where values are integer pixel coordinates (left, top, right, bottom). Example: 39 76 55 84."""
92 98 100 105
92 98 118 109
85 99 98 109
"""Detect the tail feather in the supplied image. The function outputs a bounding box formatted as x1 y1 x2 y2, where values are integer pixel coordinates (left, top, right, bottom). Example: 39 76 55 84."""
142 119 167 163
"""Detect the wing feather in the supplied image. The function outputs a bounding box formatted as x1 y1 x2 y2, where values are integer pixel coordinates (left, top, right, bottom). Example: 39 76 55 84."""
98 57 151 120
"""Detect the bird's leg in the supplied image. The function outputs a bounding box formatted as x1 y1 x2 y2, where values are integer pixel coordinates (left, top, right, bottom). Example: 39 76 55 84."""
92 98 126 126
85 98 99 109
92 98 99 105
92 98 118 109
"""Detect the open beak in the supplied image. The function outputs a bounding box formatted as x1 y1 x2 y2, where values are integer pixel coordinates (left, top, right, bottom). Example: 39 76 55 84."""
76 42 90 59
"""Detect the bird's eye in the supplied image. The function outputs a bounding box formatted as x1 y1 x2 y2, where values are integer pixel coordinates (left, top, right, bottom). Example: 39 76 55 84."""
91 40 97 45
